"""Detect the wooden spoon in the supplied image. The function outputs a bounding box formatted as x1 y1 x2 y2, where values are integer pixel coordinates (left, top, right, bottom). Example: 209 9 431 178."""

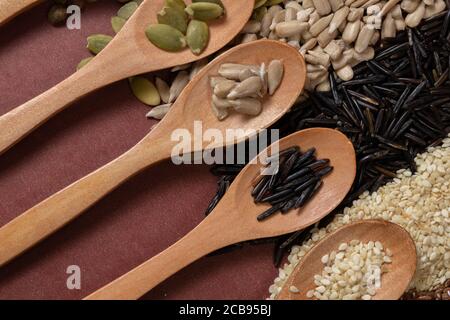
0 0 254 155
0 39 307 267
84 128 356 300
277 220 417 300
0 0 41 26
86 128 356 299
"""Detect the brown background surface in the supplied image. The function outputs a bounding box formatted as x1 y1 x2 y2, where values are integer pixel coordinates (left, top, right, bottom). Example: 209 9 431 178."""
0 1 278 299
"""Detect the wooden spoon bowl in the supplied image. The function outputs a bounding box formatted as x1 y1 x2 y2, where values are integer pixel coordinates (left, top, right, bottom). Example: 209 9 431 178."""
0 0 255 155
277 220 417 300
0 40 306 268
85 128 356 299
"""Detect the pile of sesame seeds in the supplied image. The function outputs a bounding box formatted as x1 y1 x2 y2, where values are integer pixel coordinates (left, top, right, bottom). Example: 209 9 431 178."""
269 134 450 299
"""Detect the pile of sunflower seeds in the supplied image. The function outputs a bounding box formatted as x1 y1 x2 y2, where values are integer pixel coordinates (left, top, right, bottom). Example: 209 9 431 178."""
239 0 447 91
209 60 284 120
146 0 225 54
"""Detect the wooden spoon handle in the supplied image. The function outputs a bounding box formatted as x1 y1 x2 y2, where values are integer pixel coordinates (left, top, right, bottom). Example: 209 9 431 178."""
0 0 41 26
85 210 238 300
0 49 134 156
0 142 168 267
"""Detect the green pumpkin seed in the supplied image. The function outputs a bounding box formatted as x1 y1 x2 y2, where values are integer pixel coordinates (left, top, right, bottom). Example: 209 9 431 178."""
86 34 113 54
111 16 126 33
76 57 93 71
185 2 223 21
254 0 267 9
165 0 186 12
192 0 225 9
186 20 209 55
157 6 188 34
252 6 267 22
130 76 161 106
145 24 187 52
117 1 138 20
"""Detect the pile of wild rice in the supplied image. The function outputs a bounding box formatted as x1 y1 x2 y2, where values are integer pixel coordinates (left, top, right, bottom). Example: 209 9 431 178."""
268 136 450 298
207 10 450 298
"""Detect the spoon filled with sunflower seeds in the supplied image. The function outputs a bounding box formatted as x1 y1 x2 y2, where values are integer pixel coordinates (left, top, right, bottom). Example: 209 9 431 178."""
0 0 254 155
277 220 417 300
0 39 307 267
84 128 356 300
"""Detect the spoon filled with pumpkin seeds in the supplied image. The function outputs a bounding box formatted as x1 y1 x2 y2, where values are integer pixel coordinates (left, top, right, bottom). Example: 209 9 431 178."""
0 0 41 26
0 0 253 155
0 40 307 268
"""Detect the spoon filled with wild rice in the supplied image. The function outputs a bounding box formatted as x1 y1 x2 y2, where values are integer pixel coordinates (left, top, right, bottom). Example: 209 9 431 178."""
277 220 417 300
0 39 307 268
84 127 356 299
0 0 254 155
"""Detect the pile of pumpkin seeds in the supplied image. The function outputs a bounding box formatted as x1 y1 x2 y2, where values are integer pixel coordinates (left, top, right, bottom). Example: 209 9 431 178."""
146 0 225 55
210 60 284 120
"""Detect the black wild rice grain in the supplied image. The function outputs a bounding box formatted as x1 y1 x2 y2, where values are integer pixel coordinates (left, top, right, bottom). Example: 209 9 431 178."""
253 147 332 221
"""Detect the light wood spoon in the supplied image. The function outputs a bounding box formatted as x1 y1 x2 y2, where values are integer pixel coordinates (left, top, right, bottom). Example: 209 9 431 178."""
0 0 41 26
84 128 356 300
0 0 254 155
0 39 307 267
277 220 417 300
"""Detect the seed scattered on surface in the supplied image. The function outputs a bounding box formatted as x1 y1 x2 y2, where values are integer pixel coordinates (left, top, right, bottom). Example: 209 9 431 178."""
86 34 113 55
117 1 138 20
129 76 161 106
76 57 93 71
111 16 127 33
155 77 170 104
146 103 172 120
169 71 190 103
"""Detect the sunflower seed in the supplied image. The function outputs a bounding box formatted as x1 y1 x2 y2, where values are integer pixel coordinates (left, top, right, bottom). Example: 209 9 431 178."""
227 76 263 99
169 71 190 102
275 21 309 37
214 80 237 98
268 60 284 95
146 103 172 120
218 63 259 80
230 98 262 115
155 77 170 104
212 94 234 108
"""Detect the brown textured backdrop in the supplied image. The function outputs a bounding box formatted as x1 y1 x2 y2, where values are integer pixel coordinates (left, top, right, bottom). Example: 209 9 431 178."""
0 1 278 300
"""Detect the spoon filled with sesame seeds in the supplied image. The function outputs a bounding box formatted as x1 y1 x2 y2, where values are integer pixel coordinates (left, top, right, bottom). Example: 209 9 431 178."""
277 220 417 300
0 0 254 155
84 128 356 300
